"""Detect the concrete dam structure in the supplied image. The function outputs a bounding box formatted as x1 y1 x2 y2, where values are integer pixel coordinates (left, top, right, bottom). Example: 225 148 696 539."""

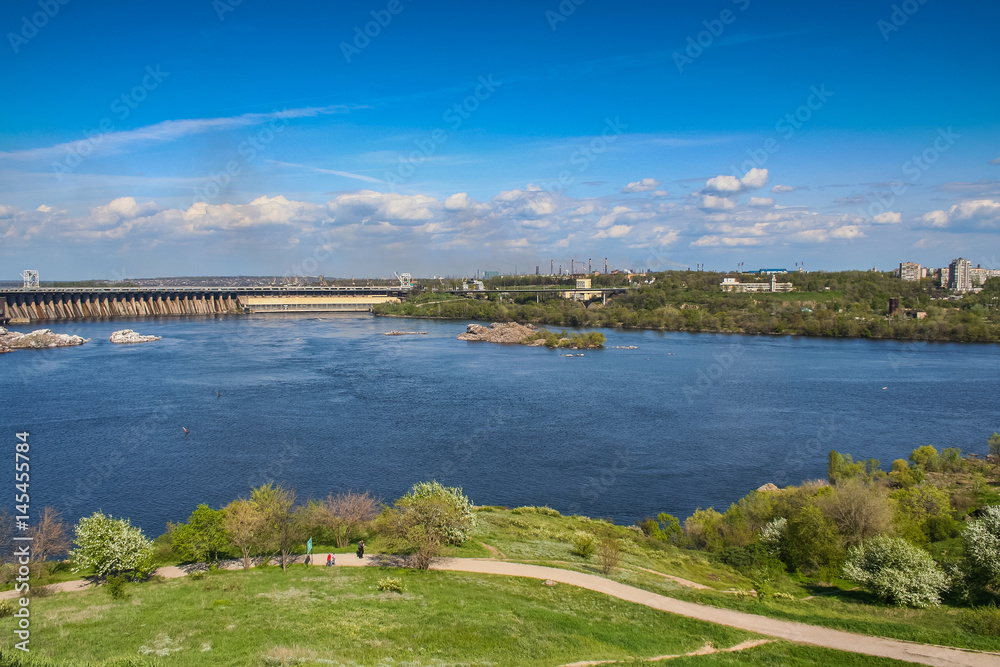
0 285 410 323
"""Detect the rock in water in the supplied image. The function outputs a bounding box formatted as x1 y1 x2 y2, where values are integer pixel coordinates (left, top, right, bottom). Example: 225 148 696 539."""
0 328 90 353
456 322 538 344
110 329 161 344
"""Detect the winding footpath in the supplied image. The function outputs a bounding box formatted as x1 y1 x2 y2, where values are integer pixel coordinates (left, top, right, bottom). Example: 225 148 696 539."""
10 555 1000 666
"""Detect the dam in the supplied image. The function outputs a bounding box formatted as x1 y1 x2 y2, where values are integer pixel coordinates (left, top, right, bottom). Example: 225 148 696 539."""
0 284 411 323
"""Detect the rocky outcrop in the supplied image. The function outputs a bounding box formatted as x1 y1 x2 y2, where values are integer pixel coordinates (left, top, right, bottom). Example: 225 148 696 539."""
110 329 161 344
756 483 781 492
0 328 90 353
457 322 544 345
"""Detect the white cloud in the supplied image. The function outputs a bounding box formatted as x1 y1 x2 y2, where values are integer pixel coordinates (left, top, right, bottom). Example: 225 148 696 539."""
919 199 1000 231
650 190 669 198
830 225 865 239
740 168 769 190
748 197 774 208
0 105 356 163
594 224 632 239
700 195 735 210
771 184 795 194
989 157 1000 165
700 169 769 211
872 211 902 224
703 174 743 194
622 177 662 193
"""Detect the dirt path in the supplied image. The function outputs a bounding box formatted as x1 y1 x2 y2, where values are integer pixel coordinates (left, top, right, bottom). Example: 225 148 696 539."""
560 639 774 666
10 556 999 666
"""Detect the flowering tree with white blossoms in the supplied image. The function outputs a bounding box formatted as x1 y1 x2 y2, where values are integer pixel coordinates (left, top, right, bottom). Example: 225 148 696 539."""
843 535 948 608
69 511 155 579
963 504 1000 589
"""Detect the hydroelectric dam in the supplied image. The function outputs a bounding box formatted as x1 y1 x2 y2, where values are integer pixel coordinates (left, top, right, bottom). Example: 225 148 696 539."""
0 284 412 323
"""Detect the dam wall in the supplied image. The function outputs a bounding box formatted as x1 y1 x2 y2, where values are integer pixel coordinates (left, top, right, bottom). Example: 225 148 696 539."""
0 285 410 322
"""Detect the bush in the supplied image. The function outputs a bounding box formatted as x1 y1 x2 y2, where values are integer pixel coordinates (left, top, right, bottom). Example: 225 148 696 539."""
512 506 561 516
571 532 596 559
105 574 129 600
596 537 622 575
843 536 949 608
377 577 405 593
0 601 13 618
926 515 961 542
716 543 782 577
959 605 1000 636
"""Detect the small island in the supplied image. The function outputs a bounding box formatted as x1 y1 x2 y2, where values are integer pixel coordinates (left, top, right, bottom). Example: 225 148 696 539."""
457 322 605 349
0 327 89 353
110 329 161 344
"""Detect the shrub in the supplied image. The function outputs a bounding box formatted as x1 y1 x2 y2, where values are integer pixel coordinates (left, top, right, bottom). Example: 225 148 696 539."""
0 601 13 618
377 577 405 593
843 536 949 608
512 506 561 517
716 543 781 577
105 575 129 600
572 532 596 559
926 515 961 542
959 605 1000 636
596 537 622 575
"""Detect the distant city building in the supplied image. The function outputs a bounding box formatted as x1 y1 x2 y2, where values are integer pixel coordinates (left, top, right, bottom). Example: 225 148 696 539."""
948 258 973 291
971 266 1000 286
483 271 500 279
720 274 793 293
898 262 922 281
743 268 790 275
576 278 592 289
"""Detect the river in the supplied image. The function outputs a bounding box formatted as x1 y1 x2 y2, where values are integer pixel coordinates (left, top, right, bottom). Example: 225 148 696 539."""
2 314 997 534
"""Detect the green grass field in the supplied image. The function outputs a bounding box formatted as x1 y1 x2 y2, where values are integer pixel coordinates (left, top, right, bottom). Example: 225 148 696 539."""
6 566 760 666
1 565 921 667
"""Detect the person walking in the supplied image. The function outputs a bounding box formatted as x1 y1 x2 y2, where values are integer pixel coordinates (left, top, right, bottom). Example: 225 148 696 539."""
326 553 332 567
357 540 365 559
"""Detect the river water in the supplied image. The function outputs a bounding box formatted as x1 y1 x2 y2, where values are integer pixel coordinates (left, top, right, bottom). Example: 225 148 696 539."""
2 314 998 535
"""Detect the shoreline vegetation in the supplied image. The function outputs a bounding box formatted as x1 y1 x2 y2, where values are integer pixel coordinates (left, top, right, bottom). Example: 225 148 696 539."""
374 270 1000 344
7 438 1000 663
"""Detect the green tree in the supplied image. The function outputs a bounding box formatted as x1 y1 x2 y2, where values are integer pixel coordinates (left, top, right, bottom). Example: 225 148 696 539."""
888 459 921 488
989 433 1000 461
69 511 155 579
222 499 266 570
910 445 940 472
781 505 844 576
683 507 724 551
171 504 230 565
843 536 949 608
251 483 303 571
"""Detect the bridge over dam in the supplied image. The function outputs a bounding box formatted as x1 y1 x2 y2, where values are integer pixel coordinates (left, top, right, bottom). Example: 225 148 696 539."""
0 285 411 323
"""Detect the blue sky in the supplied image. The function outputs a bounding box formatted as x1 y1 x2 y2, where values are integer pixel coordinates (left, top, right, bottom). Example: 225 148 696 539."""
1 0 998 279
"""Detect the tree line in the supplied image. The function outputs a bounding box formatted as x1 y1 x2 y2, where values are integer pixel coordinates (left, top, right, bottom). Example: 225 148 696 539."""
377 272 1000 343
636 435 1000 607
